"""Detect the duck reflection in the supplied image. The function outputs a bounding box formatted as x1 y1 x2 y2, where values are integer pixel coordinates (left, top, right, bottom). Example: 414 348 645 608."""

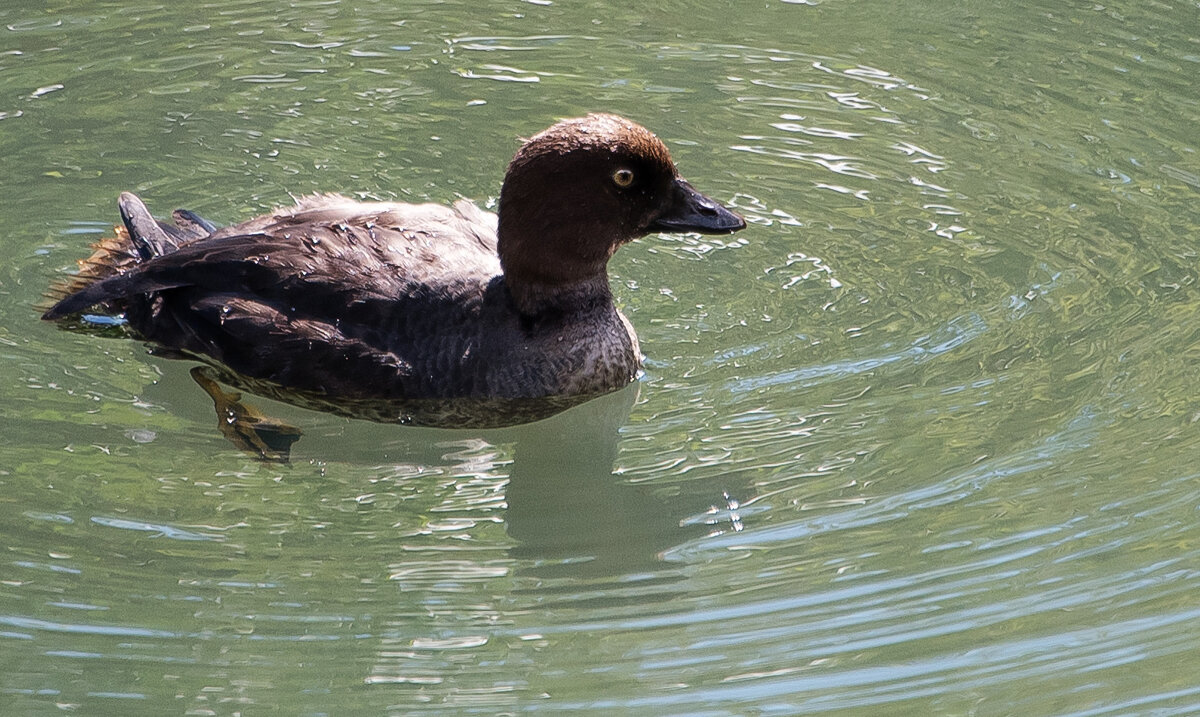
187 370 701 578
501 384 706 579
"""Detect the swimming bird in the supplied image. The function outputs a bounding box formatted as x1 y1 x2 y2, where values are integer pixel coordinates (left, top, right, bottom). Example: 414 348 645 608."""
44 113 745 408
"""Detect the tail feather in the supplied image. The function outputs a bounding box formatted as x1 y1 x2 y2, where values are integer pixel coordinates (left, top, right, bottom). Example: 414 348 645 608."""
119 191 179 260
42 192 221 320
42 227 141 309
172 208 218 236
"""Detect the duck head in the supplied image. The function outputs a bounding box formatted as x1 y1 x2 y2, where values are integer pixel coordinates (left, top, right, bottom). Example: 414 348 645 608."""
497 114 745 309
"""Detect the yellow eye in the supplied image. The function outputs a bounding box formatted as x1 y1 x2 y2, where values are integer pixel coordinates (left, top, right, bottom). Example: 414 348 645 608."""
612 168 635 188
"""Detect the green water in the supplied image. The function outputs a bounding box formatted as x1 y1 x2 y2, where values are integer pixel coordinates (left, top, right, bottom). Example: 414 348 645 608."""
4 0 1200 714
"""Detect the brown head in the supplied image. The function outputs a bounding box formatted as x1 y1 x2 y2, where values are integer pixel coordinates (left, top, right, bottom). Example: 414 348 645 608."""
497 114 744 310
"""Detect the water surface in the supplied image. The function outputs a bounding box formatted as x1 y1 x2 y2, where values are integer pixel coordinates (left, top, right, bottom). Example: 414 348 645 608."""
3 0 1200 714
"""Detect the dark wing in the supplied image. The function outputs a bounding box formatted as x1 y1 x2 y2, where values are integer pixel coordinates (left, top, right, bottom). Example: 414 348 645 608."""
181 294 423 397
42 233 285 320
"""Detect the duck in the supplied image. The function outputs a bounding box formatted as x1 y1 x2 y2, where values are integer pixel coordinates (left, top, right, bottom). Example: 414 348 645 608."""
43 113 745 405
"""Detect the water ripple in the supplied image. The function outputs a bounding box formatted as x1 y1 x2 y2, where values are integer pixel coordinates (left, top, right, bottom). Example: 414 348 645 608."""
4 0 1200 713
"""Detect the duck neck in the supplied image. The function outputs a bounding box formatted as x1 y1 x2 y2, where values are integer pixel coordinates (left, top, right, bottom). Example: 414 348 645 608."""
503 274 614 318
